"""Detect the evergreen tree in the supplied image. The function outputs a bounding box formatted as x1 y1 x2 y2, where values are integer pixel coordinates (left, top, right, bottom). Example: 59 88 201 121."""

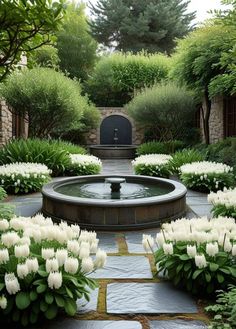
89 0 195 54
57 3 98 81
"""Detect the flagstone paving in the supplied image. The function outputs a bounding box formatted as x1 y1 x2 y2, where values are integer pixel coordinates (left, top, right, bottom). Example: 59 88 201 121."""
3 159 210 328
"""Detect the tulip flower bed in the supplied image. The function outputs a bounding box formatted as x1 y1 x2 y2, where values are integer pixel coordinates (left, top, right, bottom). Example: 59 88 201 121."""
143 217 236 295
208 188 236 219
66 154 102 176
132 154 172 178
180 161 234 192
0 214 106 326
0 163 51 194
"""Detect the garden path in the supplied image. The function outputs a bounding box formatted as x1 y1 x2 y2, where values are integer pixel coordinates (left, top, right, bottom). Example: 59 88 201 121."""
4 159 212 329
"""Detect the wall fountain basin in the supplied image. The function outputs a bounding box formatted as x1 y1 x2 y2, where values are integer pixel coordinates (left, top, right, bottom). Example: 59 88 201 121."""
42 175 187 230
90 145 137 159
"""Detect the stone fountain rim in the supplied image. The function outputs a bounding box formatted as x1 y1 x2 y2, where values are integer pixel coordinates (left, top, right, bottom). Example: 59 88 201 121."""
42 175 187 207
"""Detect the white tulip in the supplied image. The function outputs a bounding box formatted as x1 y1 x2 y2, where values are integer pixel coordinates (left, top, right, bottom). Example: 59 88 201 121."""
5 273 20 295
142 234 154 252
81 257 94 273
0 249 9 264
48 272 62 289
64 257 79 274
0 219 9 231
163 243 174 255
17 263 29 279
206 243 219 257
79 247 90 259
94 249 107 268
46 258 59 273
56 249 68 266
1 232 20 248
0 295 7 309
194 254 207 269
14 244 30 258
42 248 55 260
67 240 80 255
26 258 39 273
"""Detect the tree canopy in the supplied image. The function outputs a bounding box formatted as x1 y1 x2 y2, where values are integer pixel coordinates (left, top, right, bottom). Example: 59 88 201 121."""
170 23 236 143
89 0 195 54
0 0 65 81
56 3 97 81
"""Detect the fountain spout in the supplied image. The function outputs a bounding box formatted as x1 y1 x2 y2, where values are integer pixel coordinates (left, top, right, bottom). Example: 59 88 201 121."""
105 177 126 193
113 128 119 144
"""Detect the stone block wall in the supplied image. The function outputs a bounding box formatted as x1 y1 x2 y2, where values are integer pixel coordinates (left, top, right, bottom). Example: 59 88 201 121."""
0 100 13 147
84 107 144 145
200 96 224 144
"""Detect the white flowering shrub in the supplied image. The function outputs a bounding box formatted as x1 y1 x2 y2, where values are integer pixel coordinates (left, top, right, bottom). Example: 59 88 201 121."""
0 214 106 326
66 154 102 176
180 161 235 192
143 217 236 295
132 154 172 178
208 188 236 218
0 163 51 194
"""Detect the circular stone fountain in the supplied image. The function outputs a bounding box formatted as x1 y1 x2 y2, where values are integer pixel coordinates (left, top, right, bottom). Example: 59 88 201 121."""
42 175 187 230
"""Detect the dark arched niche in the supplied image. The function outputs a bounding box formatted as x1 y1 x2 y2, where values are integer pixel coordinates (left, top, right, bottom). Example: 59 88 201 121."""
100 115 132 145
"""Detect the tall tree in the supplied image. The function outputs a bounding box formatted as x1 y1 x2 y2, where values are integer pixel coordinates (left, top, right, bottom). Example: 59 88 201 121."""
170 24 236 144
89 0 195 54
56 3 98 81
0 0 65 81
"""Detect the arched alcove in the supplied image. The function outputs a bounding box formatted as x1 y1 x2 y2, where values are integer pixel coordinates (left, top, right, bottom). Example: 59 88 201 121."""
100 115 132 144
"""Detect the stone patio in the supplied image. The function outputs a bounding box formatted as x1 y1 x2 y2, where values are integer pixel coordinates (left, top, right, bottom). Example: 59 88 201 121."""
2 159 210 329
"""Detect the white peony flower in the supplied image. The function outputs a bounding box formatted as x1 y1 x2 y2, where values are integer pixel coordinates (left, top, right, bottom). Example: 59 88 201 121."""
5 273 20 295
194 254 207 269
17 263 29 279
206 242 219 257
48 272 62 289
64 257 79 274
0 295 7 309
55 249 68 266
0 249 9 264
163 243 174 255
14 244 30 258
94 249 107 268
81 257 94 273
46 258 59 273
42 248 55 260
0 219 9 231
26 258 39 273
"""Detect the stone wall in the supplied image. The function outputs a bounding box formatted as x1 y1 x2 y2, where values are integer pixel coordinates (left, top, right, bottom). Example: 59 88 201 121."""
84 107 144 145
0 100 13 147
200 96 224 144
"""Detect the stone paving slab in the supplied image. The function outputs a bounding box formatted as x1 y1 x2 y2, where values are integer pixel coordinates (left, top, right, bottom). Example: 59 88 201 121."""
45 319 142 329
89 256 152 279
187 197 210 205
189 205 213 217
125 229 159 253
76 288 99 313
13 201 42 217
107 282 198 314
96 233 118 253
149 320 207 328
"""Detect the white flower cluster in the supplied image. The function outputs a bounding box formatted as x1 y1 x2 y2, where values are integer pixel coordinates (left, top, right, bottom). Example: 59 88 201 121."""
132 154 172 167
208 188 236 209
0 162 51 181
0 214 107 299
143 216 236 269
180 161 233 175
69 154 102 167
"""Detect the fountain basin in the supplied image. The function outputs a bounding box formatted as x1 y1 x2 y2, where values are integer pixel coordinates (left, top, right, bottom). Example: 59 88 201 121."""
42 175 187 230
90 145 137 159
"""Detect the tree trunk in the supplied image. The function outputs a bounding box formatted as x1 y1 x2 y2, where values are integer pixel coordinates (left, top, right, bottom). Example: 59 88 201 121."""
200 89 211 144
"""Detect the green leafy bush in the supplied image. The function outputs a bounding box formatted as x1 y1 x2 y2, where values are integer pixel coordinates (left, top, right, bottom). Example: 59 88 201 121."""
1 67 99 138
180 161 235 193
132 154 172 178
85 52 170 106
126 82 198 142
0 139 86 177
170 149 205 175
206 138 236 171
0 187 14 220
143 217 236 296
206 285 236 329
136 140 184 156
0 214 107 326
208 188 236 219
0 163 51 194
66 155 102 176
